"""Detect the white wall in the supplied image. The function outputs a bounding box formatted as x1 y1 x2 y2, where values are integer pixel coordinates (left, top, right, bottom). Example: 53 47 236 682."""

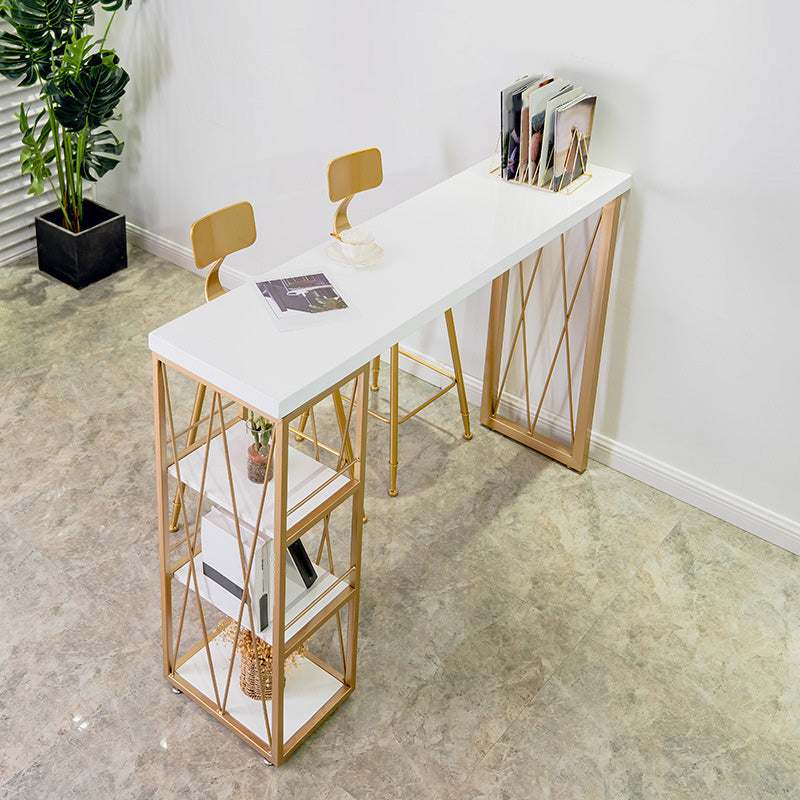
100 1 800 549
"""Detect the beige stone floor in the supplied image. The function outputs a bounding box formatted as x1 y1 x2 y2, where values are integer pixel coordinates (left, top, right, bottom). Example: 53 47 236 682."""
1 249 799 799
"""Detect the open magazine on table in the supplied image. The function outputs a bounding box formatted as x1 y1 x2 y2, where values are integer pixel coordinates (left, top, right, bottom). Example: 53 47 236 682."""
255 272 359 332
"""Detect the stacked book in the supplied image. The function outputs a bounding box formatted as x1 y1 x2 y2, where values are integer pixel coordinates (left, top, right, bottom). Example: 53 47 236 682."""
500 74 596 191
200 506 317 633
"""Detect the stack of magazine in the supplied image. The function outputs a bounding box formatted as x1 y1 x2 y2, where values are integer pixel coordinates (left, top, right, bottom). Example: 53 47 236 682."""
500 74 596 191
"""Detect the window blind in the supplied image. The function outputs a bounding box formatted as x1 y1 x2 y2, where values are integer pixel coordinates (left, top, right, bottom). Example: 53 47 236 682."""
0 76 56 266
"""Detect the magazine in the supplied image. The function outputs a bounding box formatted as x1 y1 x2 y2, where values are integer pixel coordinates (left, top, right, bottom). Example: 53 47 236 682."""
551 95 596 192
500 74 540 179
497 72 598 192
538 86 583 188
523 77 567 184
519 76 554 182
256 272 358 332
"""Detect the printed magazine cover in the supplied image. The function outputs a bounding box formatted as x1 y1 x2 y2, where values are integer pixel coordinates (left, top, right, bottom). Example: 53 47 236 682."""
256 273 357 332
552 95 596 192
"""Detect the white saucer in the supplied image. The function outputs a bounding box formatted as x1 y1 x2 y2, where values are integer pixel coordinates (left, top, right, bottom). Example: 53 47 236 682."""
326 241 384 267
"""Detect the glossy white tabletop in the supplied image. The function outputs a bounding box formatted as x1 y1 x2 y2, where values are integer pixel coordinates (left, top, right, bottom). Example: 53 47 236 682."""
149 159 631 419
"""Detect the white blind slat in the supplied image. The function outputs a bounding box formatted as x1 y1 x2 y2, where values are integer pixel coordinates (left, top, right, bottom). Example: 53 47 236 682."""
0 74 55 265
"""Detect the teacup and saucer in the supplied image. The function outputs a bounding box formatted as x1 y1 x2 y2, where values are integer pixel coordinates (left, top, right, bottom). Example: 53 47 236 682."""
326 227 383 267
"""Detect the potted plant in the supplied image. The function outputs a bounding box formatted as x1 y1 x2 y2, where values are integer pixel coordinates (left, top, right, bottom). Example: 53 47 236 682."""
0 0 133 289
247 411 274 484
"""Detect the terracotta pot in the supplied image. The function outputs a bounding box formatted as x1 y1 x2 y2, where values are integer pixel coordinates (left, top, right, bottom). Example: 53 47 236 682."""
247 444 274 483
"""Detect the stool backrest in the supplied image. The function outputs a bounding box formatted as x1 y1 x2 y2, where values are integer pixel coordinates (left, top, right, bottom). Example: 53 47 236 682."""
327 148 383 234
191 201 257 301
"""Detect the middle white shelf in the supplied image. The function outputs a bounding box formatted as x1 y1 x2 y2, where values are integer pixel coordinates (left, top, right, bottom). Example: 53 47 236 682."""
174 554 350 645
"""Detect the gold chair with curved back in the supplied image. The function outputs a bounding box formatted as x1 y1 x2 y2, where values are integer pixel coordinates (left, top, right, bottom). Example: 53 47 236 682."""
190 200 257 302
327 147 472 496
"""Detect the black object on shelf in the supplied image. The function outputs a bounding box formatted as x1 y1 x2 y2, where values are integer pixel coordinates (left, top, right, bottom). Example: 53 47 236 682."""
258 593 269 631
288 540 317 589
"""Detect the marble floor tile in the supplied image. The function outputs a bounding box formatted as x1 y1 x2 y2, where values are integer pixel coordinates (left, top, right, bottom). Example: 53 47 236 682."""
586 506 800 751
464 642 800 800
2 251 798 799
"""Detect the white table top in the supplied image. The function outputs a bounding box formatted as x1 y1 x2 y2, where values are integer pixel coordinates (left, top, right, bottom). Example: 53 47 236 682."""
149 159 631 419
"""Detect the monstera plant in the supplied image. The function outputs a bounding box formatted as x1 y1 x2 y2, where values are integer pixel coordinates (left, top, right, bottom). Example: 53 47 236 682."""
0 0 133 287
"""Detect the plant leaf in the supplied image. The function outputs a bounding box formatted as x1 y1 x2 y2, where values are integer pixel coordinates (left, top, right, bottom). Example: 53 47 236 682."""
78 125 124 181
49 50 129 131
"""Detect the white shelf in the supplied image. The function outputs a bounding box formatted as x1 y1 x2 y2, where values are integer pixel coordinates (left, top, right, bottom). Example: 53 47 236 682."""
169 421 350 532
174 554 350 645
176 636 343 746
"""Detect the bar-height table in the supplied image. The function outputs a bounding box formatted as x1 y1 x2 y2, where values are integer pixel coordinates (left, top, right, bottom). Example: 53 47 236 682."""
149 158 631 764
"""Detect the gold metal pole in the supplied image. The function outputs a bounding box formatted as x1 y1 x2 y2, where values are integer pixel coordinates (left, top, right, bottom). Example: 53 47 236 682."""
518 264 532 431
294 409 309 441
571 197 622 470
271 416 290 765
481 271 510 424
560 234 576 443
444 308 472 440
346 367 368 689
388 344 400 496
169 382 206 532
370 356 381 391
153 356 173 680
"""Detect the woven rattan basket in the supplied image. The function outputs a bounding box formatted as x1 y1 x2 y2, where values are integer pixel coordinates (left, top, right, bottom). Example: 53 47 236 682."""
239 650 274 699
216 618 303 702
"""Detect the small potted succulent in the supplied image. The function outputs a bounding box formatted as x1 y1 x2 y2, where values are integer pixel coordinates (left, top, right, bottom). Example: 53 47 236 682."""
247 411 274 484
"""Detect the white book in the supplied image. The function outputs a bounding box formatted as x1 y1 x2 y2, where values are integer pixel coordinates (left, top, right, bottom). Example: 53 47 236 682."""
518 75 551 182
538 86 584 188
200 506 306 632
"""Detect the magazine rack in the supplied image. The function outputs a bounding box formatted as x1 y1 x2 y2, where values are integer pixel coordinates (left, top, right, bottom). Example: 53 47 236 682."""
489 126 592 195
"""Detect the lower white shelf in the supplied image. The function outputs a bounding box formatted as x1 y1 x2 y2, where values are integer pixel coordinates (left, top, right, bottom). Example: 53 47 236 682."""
176 636 343 745
174 555 350 644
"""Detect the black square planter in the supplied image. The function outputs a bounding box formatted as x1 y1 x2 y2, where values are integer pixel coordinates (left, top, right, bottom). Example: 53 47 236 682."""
35 199 127 290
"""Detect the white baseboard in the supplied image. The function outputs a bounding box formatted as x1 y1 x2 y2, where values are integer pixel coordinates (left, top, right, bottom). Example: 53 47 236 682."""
394 344 800 556
130 228 800 556
589 432 800 555
126 222 248 290
127 222 194 271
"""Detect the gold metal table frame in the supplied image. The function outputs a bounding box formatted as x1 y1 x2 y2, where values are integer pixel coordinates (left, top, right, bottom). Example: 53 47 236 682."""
480 195 622 471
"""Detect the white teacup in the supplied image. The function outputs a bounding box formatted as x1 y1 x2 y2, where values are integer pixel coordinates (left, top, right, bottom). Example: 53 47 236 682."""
337 227 375 263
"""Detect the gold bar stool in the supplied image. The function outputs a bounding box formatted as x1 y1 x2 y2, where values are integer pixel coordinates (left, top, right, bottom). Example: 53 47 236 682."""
323 147 473 496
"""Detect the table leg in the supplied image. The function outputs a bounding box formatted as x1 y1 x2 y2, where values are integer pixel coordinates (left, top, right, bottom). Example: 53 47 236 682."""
480 196 623 471
444 308 473 440
388 344 400 496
